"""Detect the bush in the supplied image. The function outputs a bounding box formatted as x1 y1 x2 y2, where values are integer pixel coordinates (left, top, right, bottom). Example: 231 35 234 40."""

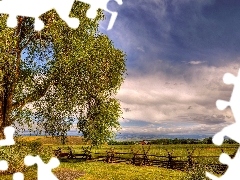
17 141 43 154
0 140 53 174
182 165 210 180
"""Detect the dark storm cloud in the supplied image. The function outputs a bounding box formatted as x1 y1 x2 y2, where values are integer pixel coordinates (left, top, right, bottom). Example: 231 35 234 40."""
103 0 240 67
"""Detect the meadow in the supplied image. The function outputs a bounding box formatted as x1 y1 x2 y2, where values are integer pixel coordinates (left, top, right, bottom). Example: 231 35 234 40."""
0 136 237 180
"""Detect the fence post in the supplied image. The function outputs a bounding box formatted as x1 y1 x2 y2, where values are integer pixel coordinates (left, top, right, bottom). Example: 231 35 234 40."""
141 145 151 166
105 148 115 163
187 148 195 168
166 150 174 169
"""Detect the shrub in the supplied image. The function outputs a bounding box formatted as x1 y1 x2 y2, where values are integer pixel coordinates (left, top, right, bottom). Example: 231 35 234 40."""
0 140 53 174
181 164 210 180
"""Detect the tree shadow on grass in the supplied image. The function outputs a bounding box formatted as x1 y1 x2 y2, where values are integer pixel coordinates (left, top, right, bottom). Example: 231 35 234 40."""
59 158 89 163
54 168 85 180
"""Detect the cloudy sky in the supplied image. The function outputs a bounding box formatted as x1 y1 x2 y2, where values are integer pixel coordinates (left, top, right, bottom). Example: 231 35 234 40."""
98 0 240 136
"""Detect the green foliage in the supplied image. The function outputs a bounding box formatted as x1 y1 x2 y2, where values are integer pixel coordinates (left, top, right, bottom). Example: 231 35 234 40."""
58 161 186 180
18 140 43 152
181 165 209 180
181 164 224 180
0 142 233 179
0 140 52 174
0 161 186 180
108 140 136 145
0 1 126 145
110 138 238 145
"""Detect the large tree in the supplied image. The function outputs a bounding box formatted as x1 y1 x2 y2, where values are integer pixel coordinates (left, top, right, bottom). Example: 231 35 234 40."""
0 2 126 145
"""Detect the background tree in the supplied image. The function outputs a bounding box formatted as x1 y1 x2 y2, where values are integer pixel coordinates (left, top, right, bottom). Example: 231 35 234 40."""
0 2 126 145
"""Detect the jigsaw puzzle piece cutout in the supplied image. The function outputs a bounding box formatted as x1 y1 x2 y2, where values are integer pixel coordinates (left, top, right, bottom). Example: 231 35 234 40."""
7 15 45 31
0 0 122 30
212 69 240 146
216 100 230 111
0 0 79 31
219 153 232 164
0 160 24 180
24 155 60 180
206 172 220 180
78 0 123 30
13 172 24 180
0 0 52 30
207 69 240 179
54 0 80 29
207 148 240 180
223 73 236 85
219 70 240 121
212 123 240 146
0 126 15 146
0 127 16 177
0 160 8 171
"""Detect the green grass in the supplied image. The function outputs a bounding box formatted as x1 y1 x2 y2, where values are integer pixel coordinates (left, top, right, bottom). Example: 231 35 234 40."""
51 144 238 160
56 161 186 180
0 161 186 180
15 136 86 146
0 136 237 180
50 143 238 166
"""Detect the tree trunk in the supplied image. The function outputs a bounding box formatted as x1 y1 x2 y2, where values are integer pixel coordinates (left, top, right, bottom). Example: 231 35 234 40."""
0 76 13 139
0 125 6 139
0 110 4 139
0 17 23 140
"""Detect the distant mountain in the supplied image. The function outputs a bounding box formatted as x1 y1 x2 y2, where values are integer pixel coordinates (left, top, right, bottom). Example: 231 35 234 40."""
114 133 212 141
19 130 212 141
18 130 82 136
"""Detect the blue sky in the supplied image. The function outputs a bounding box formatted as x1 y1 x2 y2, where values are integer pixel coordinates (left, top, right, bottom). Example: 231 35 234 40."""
95 0 240 136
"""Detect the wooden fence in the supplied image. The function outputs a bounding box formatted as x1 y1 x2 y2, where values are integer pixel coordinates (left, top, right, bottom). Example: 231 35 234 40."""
53 146 231 174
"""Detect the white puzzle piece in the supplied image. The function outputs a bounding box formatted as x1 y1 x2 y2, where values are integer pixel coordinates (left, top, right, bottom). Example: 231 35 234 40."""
0 126 15 146
206 69 240 179
77 0 123 30
0 126 22 179
0 126 60 180
0 0 123 30
24 155 60 180
0 0 79 31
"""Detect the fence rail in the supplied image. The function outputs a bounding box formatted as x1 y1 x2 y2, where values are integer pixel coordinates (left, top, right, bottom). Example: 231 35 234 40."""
53 146 232 174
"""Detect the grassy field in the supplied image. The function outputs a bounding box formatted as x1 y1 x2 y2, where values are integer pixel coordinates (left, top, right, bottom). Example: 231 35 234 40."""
0 158 187 180
15 136 86 146
0 136 236 179
57 161 186 180
53 143 238 166
0 161 187 180
19 136 238 156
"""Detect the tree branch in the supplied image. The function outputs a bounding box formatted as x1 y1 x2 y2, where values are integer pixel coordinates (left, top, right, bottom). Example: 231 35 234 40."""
14 17 25 85
12 81 52 110
20 33 36 52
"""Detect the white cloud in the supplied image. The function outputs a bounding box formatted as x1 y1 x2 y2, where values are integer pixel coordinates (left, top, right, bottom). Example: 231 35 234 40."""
136 46 145 52
119 123 226 135
187 60 206 65
117 61 239 134
98 0 240 136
